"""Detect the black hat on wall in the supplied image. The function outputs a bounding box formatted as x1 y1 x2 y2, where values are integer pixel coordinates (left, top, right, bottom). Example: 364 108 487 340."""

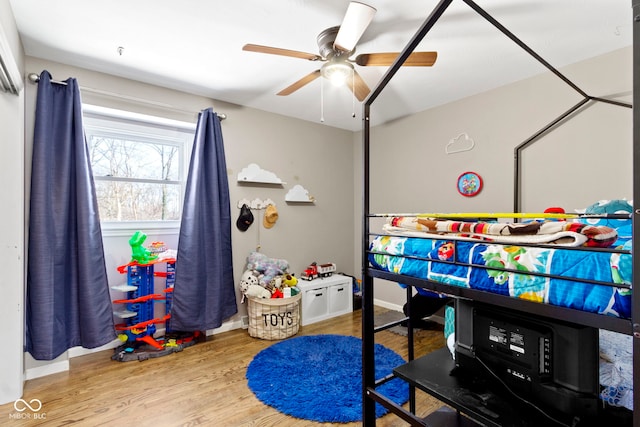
236 204 254 231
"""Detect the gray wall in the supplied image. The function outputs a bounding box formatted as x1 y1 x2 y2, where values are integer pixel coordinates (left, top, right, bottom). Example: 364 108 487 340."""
22 56 356 375
359 47 632 308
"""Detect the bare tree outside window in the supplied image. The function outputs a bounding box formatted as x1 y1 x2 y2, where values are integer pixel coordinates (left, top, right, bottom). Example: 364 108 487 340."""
89 136 182 221
83 108 194 225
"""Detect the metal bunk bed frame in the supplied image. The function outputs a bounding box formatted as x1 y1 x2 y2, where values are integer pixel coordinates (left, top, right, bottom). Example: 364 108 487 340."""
360 0 639 425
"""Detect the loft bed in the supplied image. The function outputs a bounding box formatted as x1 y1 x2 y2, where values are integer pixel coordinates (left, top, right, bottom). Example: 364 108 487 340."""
367 220 633 425
360 1 638 426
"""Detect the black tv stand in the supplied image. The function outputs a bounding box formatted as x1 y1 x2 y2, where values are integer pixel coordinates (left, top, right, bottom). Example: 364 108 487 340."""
393 348 632 427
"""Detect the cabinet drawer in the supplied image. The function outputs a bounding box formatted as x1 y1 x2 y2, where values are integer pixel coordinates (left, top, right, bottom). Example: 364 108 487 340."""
328 283 350 314
302 287 327 324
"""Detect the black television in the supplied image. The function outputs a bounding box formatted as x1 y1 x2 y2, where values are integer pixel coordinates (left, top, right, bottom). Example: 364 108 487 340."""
454 299 600 424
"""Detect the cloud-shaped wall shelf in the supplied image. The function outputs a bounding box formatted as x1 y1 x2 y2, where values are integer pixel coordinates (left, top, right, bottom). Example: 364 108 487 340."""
237 163 285 184
446 132 475 154
285 184 315 203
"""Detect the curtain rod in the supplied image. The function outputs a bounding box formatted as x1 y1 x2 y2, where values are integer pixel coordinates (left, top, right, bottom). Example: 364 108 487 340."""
27 72 227 120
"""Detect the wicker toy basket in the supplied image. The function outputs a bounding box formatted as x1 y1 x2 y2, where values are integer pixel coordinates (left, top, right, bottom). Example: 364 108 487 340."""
247 293 301 340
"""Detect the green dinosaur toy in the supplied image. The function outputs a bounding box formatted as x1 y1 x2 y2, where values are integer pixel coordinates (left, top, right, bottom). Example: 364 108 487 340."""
129 231 158 264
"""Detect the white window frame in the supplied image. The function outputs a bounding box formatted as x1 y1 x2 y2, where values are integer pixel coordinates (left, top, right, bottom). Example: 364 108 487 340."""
83 105 196 236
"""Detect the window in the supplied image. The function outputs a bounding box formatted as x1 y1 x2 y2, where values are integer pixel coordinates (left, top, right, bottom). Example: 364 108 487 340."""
83 105 195 231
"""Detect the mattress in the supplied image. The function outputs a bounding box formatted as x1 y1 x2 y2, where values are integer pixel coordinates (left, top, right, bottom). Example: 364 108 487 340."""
368 235 632 319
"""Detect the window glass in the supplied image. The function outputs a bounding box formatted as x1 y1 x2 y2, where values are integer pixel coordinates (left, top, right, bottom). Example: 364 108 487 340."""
83 105 195 228
90 136 180 181
93 180 182 221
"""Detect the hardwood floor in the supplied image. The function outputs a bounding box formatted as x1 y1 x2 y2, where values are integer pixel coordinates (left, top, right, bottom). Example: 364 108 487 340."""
1 308 447 426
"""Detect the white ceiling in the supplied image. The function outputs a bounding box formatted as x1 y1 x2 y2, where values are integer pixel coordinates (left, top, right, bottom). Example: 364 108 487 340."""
8 0 633 131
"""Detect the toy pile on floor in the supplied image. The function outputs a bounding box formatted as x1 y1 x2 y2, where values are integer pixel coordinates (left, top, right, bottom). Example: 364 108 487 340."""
111 231 202 362
239 251 300 302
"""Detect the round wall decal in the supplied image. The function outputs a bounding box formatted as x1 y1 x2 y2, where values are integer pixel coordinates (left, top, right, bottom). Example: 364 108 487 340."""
457 171 482 197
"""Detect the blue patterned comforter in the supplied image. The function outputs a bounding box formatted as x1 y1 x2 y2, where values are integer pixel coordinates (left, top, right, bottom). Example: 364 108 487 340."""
369 236 632 319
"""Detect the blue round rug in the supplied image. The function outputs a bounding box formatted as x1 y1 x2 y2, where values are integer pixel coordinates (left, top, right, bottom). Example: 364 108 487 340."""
246 334 409 423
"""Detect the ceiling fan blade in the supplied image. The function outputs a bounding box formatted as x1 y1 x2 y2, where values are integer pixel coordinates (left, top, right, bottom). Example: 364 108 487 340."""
333 2 377 53
345 70 370 102
277 70 322 96
243 44 322 61
355 51 438 67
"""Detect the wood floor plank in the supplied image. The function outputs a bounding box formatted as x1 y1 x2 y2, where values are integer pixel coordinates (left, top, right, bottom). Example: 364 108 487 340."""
1 308 447 426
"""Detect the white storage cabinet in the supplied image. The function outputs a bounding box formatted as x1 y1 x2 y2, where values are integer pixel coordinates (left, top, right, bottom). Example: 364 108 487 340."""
297 274 353 326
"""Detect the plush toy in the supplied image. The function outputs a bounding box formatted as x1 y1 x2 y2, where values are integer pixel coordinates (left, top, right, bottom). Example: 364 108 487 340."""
240 269 260 287
543 207 566 222
241 283 272 301
246 251 290 287
576 199 633 246
271 288 284 299
239 269 270 303
269 275 283 291
281 273 298 288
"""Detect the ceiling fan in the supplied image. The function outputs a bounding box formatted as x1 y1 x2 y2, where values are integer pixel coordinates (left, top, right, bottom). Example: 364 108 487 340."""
243 1 437 102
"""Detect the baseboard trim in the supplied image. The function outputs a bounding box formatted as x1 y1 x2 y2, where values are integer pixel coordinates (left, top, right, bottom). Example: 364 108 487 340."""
25 320 245 380
373 298 403 312
25 359 70 381
372 300 444 325
205 319 243 336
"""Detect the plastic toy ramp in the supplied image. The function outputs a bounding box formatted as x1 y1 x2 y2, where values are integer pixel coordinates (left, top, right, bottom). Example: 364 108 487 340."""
112 293 165 305
116 257 176 274
111 329 202 362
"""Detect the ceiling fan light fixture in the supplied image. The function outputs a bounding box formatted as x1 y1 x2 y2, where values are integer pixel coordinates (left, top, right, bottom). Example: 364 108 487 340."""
321 61 354 87
243 1 434 104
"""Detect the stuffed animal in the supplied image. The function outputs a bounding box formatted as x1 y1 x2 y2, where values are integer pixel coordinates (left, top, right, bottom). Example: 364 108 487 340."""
240 269 260 287
543 207 566 222
239 269 270 303
281 273 298 288
262 275 282 295
577 199 633 246
269 275 283 291
241 283 272 301
246 251 290 287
